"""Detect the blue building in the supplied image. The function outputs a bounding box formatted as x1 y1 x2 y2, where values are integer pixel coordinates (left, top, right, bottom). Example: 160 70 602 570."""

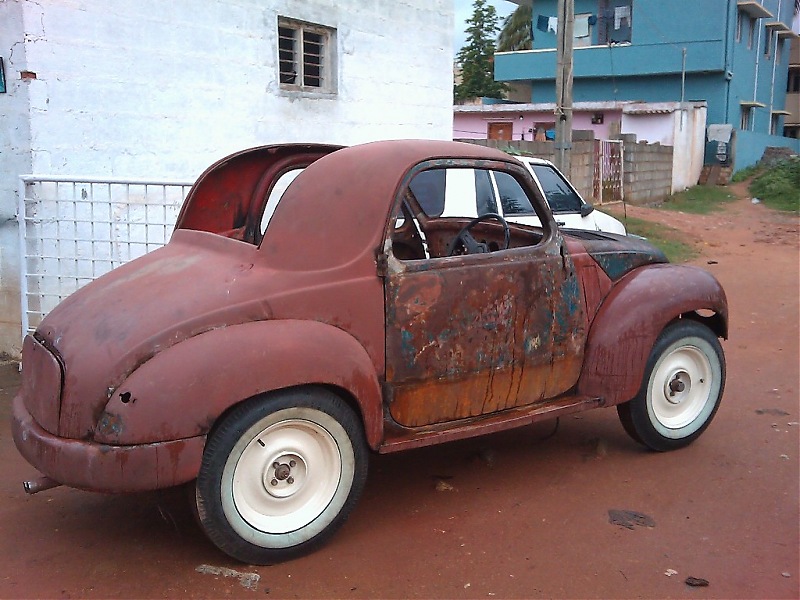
495 0 800 169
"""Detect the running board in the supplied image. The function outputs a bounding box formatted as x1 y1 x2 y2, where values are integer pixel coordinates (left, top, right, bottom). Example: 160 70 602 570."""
379 395 604 453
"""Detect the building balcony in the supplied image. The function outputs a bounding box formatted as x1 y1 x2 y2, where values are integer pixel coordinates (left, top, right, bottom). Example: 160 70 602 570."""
736 1 773 19
495 40 727 84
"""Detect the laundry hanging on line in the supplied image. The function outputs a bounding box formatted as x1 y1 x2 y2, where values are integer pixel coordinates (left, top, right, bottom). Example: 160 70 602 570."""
614 6 631 30
574 14 590 38
537 14 598 36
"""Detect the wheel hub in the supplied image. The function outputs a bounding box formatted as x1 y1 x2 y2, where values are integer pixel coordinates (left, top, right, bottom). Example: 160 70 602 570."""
263 453 306 499
665 370 691 404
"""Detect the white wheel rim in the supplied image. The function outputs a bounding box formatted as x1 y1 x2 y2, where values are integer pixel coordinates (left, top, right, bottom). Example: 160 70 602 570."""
649 345 713 430
231 418 342 535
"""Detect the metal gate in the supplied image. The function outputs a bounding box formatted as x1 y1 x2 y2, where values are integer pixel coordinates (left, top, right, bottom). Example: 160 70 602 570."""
593 139 624 204
18 175 193 339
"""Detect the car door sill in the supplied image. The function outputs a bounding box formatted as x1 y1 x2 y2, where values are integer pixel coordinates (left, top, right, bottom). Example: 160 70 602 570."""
379 395 604 453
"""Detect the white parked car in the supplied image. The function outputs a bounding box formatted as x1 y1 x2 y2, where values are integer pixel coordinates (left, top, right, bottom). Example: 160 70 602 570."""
409 155 626 235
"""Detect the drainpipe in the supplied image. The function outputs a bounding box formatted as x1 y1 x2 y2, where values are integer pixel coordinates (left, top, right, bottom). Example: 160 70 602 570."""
752 4 763 131
768 0 783 133
724 0 733 122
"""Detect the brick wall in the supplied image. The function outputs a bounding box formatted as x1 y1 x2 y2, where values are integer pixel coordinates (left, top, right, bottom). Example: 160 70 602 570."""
568 140 596 201
621 136 674 205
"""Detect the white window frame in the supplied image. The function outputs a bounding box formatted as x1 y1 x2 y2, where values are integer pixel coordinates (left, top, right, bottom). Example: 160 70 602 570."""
277 17 337 95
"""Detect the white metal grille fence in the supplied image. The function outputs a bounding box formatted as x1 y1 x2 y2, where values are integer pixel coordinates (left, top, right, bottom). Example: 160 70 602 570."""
593 139 624 204
18 175 194 339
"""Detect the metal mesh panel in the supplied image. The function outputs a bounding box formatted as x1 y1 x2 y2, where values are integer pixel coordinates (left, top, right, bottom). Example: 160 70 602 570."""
18 176 193 338
592 140 624 204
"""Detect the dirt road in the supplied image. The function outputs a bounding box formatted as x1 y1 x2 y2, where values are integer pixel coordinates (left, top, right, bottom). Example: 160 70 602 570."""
0 190 797 599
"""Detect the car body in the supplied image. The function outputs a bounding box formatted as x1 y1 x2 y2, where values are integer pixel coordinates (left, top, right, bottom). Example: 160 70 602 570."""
517 156 627 234
421 155 626 235
12 140 728 565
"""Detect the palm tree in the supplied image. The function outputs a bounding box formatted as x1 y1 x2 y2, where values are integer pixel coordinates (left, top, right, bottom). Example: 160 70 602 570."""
497 3 533 52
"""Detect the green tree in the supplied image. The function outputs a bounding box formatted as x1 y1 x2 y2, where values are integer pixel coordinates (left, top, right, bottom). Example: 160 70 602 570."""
454 0 507 102
497 4 533 52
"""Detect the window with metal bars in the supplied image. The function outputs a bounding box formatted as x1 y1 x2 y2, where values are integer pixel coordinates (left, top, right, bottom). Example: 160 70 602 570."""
278 18 335 93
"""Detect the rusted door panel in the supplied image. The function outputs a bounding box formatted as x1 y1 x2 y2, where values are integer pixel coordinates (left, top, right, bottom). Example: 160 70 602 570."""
385 244 586 427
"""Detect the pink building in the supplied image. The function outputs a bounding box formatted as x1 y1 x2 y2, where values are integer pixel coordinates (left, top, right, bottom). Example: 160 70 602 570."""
453 100 708 192
454 101 622 141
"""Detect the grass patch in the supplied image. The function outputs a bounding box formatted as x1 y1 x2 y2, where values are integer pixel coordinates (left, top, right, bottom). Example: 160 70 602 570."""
620 216 697 263
731 164 761 183
749 158 800 213
659 185 736 214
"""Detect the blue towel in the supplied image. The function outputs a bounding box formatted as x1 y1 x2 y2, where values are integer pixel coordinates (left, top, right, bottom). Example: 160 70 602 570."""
536 15 550 32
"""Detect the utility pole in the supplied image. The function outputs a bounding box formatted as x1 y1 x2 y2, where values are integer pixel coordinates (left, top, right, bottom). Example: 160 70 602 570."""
554 0 574 177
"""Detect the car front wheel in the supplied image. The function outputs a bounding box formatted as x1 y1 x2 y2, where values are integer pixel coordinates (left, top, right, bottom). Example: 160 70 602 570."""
617 320 725 451
195 387 368 564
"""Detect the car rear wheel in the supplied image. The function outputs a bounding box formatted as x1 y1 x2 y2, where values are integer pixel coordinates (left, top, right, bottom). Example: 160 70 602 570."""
617 320 725 451
195 387 368 564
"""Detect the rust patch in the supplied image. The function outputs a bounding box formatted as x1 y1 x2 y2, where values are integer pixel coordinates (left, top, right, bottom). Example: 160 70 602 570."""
385 236 586 427
389 357 583 427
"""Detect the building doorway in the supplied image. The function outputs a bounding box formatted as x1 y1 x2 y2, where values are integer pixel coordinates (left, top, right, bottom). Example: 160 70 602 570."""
487 122 513 140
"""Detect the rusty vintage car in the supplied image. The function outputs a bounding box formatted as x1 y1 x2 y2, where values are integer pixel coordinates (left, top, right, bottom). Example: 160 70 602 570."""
12 140 728 564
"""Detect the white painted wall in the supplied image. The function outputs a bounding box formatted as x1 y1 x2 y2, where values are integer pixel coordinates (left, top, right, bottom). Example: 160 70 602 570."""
0 0 455 357
621 113 674 145
0 0 31 358
671 105 707 192
622 103 707 193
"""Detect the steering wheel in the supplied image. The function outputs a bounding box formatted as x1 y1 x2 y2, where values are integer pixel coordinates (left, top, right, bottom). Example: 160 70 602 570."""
446 213 511 256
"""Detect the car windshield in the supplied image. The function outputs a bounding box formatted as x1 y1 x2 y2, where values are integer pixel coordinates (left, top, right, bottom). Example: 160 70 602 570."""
530 164 582 213
495 171 536 215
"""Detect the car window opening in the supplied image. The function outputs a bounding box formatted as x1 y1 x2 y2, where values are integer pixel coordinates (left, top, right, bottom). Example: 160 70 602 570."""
392 166 544 261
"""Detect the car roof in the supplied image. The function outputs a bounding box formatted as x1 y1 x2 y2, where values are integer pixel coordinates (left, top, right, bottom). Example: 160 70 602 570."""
261 140 523 272
516 156 555 167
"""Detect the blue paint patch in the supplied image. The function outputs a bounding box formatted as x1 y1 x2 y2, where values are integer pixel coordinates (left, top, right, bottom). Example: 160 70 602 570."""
400 329 416 366
96 412 124 437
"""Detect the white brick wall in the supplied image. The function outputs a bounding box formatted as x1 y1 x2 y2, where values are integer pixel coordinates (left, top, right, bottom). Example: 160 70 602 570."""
0 0 455 356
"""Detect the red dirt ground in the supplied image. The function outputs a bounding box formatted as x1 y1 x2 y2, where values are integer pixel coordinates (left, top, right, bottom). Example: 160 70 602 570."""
0 187 797 599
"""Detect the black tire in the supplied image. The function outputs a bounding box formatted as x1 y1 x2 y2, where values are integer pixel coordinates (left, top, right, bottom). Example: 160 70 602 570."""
616 402 643 444
617 320 725 452
195 387 368 564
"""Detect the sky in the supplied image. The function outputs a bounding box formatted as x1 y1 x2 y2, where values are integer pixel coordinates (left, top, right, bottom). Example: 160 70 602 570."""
453 0 517 55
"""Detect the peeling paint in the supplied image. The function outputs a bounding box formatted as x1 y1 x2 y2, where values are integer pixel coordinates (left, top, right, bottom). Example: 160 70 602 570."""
385 227 585 427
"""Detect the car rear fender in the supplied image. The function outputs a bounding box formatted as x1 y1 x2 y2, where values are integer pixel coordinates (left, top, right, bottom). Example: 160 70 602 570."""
94 320 384 449
577 264 728 405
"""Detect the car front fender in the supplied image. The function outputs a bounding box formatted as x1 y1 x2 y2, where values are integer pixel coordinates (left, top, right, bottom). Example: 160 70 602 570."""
94 319 384 449
577 264 728 405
